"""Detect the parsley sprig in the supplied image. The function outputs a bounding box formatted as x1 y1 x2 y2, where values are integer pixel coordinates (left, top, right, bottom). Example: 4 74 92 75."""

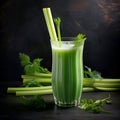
84 66 103 80
79 94 112 113
19 53 50 75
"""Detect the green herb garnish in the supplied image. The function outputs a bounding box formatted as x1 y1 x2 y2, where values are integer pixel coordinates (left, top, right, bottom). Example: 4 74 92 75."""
20 95 46 110
84 66 103 81
19 53 50 75
74 33 87 46
79 94 112 113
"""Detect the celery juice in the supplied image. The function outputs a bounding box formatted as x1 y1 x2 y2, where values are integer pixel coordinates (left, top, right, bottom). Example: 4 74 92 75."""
51 39 84 107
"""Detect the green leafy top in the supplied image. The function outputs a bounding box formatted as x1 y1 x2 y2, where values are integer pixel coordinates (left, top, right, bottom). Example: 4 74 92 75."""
19 53 50 75
74 33 87 46
54 17 62 42
84 66 103 80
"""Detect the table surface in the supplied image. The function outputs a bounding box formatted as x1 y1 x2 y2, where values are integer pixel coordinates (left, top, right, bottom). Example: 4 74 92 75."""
0 81 120 120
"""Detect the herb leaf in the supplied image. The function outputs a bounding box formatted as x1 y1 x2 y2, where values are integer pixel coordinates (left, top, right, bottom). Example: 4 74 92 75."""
84 66 103 80
20 95 46 110
19 53 31 66
19 53 50 75
74 33 87 46
79 94 112 113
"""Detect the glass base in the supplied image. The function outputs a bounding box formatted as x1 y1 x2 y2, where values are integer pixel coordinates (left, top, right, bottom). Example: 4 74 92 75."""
54 97 80 107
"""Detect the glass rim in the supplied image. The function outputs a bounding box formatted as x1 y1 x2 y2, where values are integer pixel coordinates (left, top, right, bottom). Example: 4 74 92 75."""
51 37 77 42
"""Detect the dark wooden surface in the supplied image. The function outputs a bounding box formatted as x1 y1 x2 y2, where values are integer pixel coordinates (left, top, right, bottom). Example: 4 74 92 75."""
0 81 120 120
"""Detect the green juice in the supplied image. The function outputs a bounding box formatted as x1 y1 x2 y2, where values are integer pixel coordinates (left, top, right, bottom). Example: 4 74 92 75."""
51 40 84 107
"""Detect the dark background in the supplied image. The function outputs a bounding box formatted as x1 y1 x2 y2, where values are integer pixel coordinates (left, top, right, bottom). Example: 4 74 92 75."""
0 0 120 82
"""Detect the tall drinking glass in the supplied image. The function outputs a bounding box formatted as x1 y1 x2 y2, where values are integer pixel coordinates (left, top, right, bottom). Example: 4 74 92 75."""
51 37 84 107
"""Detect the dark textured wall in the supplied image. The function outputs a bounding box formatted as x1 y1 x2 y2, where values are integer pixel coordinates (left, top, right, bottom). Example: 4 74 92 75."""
0 0 120 81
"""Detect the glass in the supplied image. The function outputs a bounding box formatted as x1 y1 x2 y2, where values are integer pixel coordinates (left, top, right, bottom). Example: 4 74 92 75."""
51 37 84 107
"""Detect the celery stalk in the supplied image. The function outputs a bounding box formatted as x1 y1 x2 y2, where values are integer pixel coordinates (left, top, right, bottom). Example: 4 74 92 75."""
7 86 52 93
43 8 57 41
15 87 95 96
16 89 53 96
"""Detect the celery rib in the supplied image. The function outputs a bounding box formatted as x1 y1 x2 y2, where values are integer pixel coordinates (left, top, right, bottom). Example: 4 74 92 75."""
16 89 53 96
43 8 57 41
21 74 51 79
94 79 120 83
95 87 120 91
8 87 96 96
23 78 51 83
82 87 95 92
93 83 120 88
7 86 52 93
34 73 52 77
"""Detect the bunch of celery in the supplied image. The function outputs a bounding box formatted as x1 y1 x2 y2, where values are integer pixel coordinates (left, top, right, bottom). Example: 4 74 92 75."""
7 53 120 96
